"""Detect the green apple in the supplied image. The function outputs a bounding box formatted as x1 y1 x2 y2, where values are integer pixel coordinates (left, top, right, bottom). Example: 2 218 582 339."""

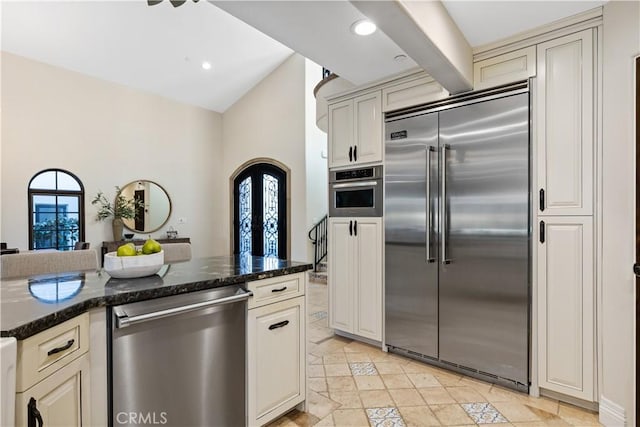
142 238 162 255
116 243 137 256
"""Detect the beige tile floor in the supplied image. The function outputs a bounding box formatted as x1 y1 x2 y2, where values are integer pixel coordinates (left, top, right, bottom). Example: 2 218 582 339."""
268 282 602 427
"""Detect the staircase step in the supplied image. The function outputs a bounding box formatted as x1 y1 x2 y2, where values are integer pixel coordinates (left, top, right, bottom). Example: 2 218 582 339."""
316 262 327 272
308 270 327 284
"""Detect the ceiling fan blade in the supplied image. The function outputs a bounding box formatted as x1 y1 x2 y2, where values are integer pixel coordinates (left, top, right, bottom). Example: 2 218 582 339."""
147 0 163 5
170 0 187 7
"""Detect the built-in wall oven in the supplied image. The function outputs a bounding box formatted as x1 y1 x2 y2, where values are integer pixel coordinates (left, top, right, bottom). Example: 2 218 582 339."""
329 165 383 217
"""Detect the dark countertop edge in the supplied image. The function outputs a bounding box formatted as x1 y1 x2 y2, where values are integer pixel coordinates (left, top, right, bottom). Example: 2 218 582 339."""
1 263 312 340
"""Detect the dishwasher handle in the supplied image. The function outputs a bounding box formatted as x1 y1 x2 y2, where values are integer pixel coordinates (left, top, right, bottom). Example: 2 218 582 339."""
114 289 253 329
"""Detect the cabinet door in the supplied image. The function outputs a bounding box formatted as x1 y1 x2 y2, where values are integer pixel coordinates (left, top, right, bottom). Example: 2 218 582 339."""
248 297 305 425
354 218 383 341
382 76 448 112
537 216 594 401
354 91 383 165
537 29 594 216
473 46 536 90
328 99 354 168
15 354 90 427
328 218 355 333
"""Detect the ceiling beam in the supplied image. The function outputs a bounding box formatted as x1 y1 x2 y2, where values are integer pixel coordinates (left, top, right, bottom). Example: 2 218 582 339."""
351 0 473 94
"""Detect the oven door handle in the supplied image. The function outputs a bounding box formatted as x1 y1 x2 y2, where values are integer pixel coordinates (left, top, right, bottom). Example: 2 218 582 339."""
114 289 253 328
332 181 378 189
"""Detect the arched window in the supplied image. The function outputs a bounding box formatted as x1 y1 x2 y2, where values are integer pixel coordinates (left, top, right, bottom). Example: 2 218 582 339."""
233 162 287 258
28 169 85 251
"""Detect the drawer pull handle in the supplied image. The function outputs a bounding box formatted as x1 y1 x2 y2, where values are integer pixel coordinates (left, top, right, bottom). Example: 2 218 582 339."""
269 320 290 330
271 286 288 293
47 339 75 356
28 397 43 427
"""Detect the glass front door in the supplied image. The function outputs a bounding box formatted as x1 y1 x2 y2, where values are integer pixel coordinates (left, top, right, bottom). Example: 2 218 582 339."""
233 163 286 258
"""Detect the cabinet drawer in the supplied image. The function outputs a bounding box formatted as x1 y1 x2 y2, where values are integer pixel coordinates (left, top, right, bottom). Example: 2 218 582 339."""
16 313 89 392
247 273 304 309
382 76 448 112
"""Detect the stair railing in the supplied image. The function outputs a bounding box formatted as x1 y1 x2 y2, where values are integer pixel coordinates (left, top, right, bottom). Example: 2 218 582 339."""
308 215 328 272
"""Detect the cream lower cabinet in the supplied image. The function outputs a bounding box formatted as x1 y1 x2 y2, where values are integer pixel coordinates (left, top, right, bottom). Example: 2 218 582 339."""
15 354 90 427
247 274 306 427
14 314 90 427
328 217 382 341
537 216 595 401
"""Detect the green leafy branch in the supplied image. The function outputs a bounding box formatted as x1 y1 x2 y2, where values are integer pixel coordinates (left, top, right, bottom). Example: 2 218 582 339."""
91 186 144 220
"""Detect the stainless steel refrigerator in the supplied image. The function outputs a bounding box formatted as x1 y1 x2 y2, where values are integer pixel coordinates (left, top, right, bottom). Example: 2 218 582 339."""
385 86 530 391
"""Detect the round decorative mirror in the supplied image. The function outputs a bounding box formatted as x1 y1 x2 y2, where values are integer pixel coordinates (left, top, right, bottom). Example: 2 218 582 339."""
119 180 172 233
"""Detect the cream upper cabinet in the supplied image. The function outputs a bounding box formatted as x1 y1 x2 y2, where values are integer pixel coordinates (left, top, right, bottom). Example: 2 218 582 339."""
473 46 536 90
537 216 594 401
382 76 449 113
328 91 382 169
329 217 382 341
536 29 594 216
328 99 354 168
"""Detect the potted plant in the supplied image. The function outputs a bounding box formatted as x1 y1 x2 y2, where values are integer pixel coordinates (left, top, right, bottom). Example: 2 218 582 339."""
92 186 143 241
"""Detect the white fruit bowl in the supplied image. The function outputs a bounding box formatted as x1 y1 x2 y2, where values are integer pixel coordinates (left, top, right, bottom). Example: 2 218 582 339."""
104 250 164 279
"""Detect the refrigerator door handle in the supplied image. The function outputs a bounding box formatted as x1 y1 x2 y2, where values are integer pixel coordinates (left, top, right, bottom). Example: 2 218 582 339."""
441 144 451 264
426 146 435 263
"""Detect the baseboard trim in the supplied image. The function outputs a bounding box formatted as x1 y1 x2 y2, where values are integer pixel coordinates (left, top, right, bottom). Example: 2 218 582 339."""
599 396 627 426
540 388 599 411
334 330 382 349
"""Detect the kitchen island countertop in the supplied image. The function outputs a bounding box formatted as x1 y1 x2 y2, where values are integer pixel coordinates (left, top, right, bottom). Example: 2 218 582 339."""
1 255 312 340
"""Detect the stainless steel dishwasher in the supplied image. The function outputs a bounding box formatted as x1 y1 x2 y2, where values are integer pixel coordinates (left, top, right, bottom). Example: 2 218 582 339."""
109 285 251 427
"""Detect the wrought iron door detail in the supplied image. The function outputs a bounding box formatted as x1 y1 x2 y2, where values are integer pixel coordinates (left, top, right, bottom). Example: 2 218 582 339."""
239 176 252 255
233 163 287 258
263 174 279 257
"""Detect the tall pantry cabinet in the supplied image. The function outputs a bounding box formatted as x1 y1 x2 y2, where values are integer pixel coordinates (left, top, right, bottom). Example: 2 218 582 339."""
535 28 597 402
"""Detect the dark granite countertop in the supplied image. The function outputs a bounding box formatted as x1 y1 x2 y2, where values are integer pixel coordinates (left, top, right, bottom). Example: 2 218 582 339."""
1 255 312 340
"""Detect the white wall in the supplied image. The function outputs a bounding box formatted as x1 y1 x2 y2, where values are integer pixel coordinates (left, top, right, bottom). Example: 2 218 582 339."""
221 53 308 261
0 52 226 258
600 1 640 425
304 59 328 262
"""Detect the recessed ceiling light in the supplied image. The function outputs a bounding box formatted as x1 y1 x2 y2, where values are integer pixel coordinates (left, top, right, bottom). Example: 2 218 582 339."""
394 54 408 62
351 20 376 36
201 61 212 70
